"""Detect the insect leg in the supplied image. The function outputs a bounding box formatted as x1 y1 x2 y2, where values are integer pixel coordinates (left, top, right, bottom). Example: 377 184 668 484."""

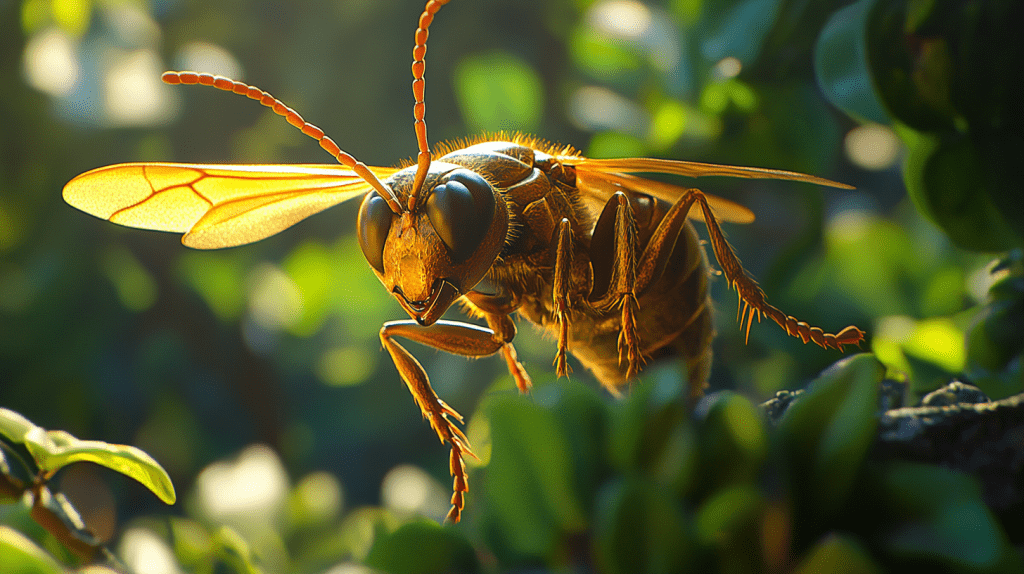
552 218 573 378
687 192 865 350
605 193 645 378
379 319 505 523
484 313 533 394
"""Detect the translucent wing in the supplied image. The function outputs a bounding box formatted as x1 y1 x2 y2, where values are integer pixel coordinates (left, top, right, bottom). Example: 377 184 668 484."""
574 169 756 224
63 163 398 249
564 156 854 225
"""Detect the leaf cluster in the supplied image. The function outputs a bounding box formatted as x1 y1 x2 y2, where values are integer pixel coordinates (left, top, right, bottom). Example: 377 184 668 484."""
0 408 174 569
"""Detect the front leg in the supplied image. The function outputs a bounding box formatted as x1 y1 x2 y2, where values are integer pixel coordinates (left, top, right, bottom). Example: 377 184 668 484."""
379 319 505 523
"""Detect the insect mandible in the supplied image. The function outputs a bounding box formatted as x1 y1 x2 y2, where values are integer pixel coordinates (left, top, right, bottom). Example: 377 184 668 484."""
63 0 865 522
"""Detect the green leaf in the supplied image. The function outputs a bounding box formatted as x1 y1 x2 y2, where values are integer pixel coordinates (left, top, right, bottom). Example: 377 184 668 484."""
943 0 1023 135
483 394 586 558
792 533 882 574
607 365 690 476
0 408 41 445
966 263 1024 398
902 131 1022 252
698 0 783 66
814 0 890 124
777 354 884 519
1 440 34 498
593 476 692 574
365 520 480 574
694 485 762 546
0 526 66 574
166 517 215 570
214 525 264 574
543 381 609 511
864 0 959 131
877 463 1021 572
695 392 767 491
23 428 176 504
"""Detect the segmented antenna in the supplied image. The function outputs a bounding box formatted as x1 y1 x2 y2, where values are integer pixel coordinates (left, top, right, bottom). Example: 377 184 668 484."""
161 71 405 214
408 0 452 211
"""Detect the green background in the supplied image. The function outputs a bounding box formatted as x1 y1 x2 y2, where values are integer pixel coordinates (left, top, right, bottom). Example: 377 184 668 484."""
1 0 1019 571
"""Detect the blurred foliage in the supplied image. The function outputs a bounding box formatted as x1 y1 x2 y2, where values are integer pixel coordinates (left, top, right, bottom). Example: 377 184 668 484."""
8 357 1021 572
1 407 173 566
1 0 1020 571
816 0 1024 252
964 251 1024 400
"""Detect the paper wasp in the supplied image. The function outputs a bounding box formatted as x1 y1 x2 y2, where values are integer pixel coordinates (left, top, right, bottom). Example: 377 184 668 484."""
63 0 864 522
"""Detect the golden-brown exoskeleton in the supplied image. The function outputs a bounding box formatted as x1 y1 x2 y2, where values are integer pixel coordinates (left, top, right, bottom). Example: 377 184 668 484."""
63 0 864 522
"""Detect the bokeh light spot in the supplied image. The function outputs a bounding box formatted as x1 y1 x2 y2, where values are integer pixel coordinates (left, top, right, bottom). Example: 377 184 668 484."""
175 42 244 80
589 1 652 40
292 471 344 526
380 464 449 518
103 49 176 126
177 252 246 321
647 99 687 150
844 124 902 171
196 444 289 525
23 27 80 97
569 86 646 134
714 56 742 79
119 528 183 574
248 263 304 331
317 346 375 387
51 0 91 37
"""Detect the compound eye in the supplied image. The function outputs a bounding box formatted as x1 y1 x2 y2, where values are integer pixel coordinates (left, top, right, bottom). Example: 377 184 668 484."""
426 170 495 263
357 193 394 273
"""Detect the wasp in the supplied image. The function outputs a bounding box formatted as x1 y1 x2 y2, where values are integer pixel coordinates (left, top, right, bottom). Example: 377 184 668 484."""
63 0 864 522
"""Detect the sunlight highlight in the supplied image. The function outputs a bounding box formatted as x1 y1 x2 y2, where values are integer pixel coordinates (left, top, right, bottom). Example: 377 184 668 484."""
323 564 374 574
874 315 966 374
714 56 742 79
103 2 160 46
196 444 289 524
175 41 244 80
293 471 343 525
569 86 646 135
844 124 902 171
103 49 177 126
119 528 183 574
587 0 680 72
23 27 80 97
248 263 304 331
589 1 652 40
381 464 449 517
827 209 873 243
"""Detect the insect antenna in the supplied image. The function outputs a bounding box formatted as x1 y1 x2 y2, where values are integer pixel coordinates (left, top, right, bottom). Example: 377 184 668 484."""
161 71 405 214
408 0 452 211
